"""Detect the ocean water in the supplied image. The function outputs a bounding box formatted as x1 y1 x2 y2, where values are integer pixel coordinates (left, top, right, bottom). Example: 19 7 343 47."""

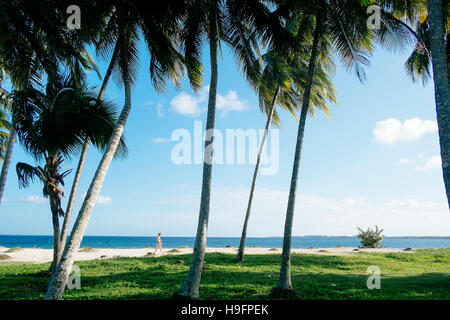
0 235 449 249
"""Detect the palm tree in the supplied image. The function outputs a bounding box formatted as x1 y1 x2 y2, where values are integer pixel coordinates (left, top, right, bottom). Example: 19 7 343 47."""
59 43 121 258
174 0 295 299
235 14 337 264
12 75 126 272
427 0 449 208
45 0 194 300
0 0 98 204
377 0 449 207
274 0 376 295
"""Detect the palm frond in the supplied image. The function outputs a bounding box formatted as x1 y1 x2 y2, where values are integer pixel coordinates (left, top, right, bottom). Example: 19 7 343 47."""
16 162 43 189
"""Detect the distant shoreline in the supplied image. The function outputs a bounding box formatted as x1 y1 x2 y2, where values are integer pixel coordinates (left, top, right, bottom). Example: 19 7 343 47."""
1 234 450 238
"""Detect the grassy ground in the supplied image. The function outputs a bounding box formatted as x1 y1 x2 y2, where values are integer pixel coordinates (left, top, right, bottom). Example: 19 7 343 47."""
0 249 448 300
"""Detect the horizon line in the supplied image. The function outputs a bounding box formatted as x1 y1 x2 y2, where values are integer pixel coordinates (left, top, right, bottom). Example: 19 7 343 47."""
1 234 450 238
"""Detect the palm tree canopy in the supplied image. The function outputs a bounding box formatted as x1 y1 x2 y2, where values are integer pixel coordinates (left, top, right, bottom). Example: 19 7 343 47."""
12 76 127 162
12 75 127 214
370 0 448 84
254 12 338 126
0 0 99 89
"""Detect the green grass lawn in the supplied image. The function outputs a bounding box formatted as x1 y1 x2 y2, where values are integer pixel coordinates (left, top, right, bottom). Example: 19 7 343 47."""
0 249 448 300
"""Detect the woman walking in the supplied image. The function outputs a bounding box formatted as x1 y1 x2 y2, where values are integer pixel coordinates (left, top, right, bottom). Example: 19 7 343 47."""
154 233 163 255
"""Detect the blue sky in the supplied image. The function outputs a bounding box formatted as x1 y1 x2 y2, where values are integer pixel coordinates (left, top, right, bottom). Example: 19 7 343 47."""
1 39 449 237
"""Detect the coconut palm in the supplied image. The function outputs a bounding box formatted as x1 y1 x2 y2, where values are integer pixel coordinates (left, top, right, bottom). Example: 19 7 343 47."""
273 0 377 295
426 0 449 208
235 13 337 264
378 0 449 207
12 75 126 272
45 0 196 300
174 0 295 299
59 43 120 259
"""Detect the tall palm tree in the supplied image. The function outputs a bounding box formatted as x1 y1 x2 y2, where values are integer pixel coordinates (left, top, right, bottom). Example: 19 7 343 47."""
59 43 121 258
378 0 449 207
45 0 195 300
427 0 449 208
174 0 295 299
274 0 376 295
235 14 337 263
12 75 126 271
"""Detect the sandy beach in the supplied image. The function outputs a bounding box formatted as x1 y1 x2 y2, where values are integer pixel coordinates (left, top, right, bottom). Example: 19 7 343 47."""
0 246 414 263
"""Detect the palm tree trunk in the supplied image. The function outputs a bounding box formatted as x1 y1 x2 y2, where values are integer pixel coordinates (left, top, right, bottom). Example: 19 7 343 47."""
48 195 62 274
235 88 279 263
0 128 15 204
175 13 219 300
277 12 322 292
0 55 34 205
427 0 450 208
45 28 132 300
58 43 119 260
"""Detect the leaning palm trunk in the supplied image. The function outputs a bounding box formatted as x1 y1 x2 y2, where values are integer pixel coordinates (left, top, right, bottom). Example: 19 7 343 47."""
427 0 450 208
58 44 120 264
45 31 132 300
235 88 279 263
175 24 218 300
0 128 15 204
48 195 62 274
277 12 322 292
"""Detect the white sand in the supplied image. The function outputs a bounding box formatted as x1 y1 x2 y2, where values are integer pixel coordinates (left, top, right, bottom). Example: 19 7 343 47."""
0 246 413 263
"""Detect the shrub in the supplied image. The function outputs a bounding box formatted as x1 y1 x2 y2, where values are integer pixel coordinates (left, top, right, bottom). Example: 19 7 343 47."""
5 247 22 253
357 226 384 248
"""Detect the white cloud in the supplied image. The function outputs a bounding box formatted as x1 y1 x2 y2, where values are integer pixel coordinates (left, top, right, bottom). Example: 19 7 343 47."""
170 92 204 116
342 197 370 207
81 193 112 205
385 199 440 209
396 158 410 165
415 155 441 171
216 90 249 117
97 195 113 205
152 137 170 144
21 196 46 204
170 86 249 117
373 117 437 144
